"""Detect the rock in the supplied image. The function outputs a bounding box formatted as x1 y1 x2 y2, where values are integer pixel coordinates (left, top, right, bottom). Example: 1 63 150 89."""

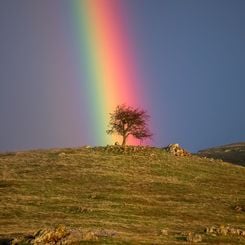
164 144 191 157
234 205 244 212
186 232 202 243
229 227 237 235
160 229 168 235
217 225 228 235
205 226 216 234
58 152 66 157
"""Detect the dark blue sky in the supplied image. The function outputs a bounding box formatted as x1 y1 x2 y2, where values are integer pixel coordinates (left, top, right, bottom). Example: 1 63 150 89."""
127 0 245 151
0 0 244 152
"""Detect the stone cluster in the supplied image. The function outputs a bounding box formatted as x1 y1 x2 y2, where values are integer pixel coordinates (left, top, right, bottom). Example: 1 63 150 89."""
164 144 191 157
93 145 155 154
205 225 245 237
11 226 117 244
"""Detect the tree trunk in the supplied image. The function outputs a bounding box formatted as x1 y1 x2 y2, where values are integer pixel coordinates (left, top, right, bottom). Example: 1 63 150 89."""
122 134 127 146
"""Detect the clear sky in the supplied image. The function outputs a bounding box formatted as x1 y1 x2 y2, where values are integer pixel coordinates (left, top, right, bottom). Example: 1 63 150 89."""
0 0 244 152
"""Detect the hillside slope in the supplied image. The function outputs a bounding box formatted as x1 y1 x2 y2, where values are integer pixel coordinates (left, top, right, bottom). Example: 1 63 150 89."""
0 146 245 244
197 142 245 166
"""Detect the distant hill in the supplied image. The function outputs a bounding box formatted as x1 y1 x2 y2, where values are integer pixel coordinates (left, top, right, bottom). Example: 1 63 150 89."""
197 142 245 166
0 146 244 244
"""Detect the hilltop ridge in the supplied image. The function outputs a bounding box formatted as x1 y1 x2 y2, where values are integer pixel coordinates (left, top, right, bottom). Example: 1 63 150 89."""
197 142 245 166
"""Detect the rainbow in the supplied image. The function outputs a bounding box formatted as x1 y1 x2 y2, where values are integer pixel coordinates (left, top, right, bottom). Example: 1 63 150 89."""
72 0 146 145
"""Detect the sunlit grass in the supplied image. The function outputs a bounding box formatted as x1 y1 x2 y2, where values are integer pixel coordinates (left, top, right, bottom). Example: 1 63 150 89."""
0 146 244 244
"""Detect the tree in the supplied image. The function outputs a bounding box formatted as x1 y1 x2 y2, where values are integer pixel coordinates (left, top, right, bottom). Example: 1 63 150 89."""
106 104 152 146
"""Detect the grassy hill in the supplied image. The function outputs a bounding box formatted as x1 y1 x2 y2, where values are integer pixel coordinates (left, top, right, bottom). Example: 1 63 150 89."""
0 146 245 244
197 142 245 166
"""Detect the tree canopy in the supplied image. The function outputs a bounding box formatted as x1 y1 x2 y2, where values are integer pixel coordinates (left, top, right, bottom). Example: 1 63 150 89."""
106 104 152 146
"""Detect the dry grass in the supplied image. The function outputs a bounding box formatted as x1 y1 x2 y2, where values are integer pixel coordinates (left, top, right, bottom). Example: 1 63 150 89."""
0 146 244 244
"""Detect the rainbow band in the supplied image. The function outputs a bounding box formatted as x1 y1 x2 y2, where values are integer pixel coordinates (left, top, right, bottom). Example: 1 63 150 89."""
73 0 141 145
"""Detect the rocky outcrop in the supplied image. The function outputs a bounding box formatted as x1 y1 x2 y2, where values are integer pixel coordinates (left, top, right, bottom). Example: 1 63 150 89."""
11 226 117 244
164 144 191 157
205 225 245 237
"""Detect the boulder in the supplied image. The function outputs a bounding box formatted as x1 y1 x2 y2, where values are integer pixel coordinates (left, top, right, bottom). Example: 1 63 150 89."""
164 144 191 157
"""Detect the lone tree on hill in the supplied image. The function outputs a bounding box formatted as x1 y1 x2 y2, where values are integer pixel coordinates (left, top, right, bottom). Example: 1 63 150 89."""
106 104 152 146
